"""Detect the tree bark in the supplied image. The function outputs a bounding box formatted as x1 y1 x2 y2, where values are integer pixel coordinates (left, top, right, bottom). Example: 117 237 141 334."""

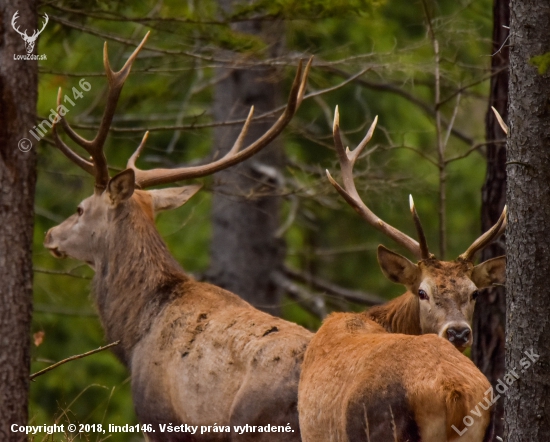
0 1 38 440
206 1 285 315
472 0 509 439
505 1 550 440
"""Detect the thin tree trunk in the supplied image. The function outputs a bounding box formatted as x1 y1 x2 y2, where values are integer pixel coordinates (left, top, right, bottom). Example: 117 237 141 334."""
206 1 285 315
505 1 550 440
471 0 508 439
0 1 38 440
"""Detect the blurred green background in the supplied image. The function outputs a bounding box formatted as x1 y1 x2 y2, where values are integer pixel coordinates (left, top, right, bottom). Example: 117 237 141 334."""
31 0 494 439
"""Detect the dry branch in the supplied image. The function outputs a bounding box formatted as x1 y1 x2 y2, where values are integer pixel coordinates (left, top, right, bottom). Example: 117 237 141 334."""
283 266 386 306
30 341 120 380
271 271 326 319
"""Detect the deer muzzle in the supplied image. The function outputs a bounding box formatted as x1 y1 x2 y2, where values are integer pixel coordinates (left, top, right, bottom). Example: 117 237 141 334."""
44 228 67 259
440 322 472 352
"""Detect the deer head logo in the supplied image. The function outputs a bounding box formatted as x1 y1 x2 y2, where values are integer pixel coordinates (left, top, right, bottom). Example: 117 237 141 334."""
12 11 49 54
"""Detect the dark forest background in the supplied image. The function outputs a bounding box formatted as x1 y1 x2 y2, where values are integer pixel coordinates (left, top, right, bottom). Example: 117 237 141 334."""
2 0 518 440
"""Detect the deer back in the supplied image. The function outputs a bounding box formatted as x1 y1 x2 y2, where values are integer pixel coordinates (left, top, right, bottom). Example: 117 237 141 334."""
298 312 492 442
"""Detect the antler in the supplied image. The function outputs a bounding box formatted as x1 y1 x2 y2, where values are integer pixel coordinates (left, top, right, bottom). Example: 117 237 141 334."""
52 32 310 191
328 107 506 262
491 106 508 135
126 57 312 189
458 206 507 262
327 107 424 260
52 32 150 194
409 195 432 260
452 107 508 262
11 11 27 38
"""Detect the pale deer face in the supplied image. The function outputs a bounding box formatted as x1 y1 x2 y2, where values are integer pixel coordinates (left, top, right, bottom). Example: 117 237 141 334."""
44 169 201 268
377 245 506 351
45 192 109 267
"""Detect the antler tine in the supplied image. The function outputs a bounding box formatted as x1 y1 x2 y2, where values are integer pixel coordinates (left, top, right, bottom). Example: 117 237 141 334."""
409 195 432 259
296 56 313 107
227 106 255 156
459 205 507 262
495 208 507 238
55 87 93 148
202 57 311 161
104 31 150 90
327 109 423 260
331 108 378 190
129 57 312 189
53 32 150 193
491 106 508 135
52 88 95 175
350 115 378 164
127 131 150 171
331 106 358 199
52 123 96 175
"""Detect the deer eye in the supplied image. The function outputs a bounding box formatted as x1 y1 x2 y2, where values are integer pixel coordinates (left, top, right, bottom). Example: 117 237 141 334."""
77 206 83 216
418 289 429 301
472 290 480 301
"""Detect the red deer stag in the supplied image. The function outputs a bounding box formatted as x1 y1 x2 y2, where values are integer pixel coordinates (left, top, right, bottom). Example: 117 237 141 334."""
298 313 493 441
43 32 313 441
325 107 506 352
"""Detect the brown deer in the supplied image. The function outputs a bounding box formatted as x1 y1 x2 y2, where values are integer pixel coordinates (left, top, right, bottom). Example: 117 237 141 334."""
325 107 506 352
298 109 503 441
43 32 313 441
298 313 493 442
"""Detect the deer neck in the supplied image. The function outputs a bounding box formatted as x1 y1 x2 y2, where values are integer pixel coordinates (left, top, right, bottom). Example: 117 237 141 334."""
363 291 421 335
92 203 189 364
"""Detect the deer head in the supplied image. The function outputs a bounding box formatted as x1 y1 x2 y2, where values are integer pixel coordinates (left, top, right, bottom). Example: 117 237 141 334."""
44 32 311 269
12 11 48 54
327 107 506 351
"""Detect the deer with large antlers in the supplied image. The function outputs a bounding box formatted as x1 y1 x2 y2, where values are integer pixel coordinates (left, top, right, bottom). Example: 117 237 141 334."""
44 32 313 441
325 107 506 352
298 109 503 442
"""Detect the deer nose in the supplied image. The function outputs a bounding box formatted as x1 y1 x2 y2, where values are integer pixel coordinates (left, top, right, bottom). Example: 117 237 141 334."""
44 228 53 246
446 327 471 346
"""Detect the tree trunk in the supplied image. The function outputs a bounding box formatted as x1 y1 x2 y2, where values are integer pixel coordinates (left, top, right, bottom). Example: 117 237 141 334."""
206 1 285 315
0 1 38 440
472 0 509 439
505 1 550 440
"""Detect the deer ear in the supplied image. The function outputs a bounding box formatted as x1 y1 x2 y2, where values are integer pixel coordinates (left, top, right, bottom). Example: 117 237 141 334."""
149 185 202 214
471 256 506 288
107 169 135 206
377 245 419 287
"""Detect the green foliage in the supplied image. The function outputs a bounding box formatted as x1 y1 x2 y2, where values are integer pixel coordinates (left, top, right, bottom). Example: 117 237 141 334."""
229 0 383 20
31 0 494 437
530 52 550 75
